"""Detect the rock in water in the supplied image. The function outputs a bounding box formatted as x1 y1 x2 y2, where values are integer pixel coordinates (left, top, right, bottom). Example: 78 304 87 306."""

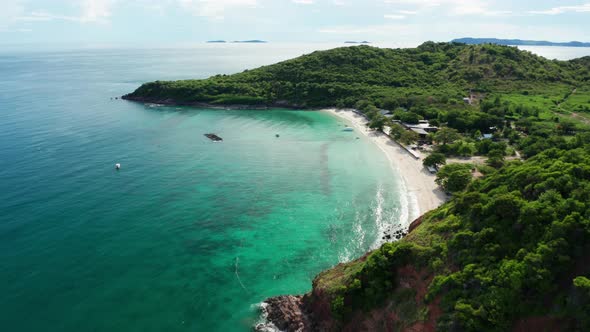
255 296 312 332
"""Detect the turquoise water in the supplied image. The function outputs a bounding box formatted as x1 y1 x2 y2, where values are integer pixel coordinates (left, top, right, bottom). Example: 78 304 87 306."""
0 47 405 331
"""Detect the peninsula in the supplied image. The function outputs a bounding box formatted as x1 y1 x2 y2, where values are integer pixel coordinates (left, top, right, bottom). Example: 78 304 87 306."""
453 37 590 47
124 43 590 331
344 41 371 44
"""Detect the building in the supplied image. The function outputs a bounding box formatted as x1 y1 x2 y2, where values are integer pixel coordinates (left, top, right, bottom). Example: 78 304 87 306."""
410 127 430 141
404 122 439 133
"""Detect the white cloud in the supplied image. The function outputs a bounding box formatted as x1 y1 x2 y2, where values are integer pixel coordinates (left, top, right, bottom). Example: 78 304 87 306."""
318 23 414 35
384 14 406 19
79 0 115 23
178 0 259 19
530 3 590 15
292 0 314 4
384 9 418 19
383 0 441 9
15 0 115 24
383 0 510 16
0 0 25 30
8 0 261 26
397 10 418 15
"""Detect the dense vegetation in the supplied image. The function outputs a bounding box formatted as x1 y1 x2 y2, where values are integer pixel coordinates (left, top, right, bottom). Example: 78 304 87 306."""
126 42 589 111
126 43 590 330
321 143 590 331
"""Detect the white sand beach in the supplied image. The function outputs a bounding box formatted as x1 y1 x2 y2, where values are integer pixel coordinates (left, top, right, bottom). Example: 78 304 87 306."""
323 109 447 227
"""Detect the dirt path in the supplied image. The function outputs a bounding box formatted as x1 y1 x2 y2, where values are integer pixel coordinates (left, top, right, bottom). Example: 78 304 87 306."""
557 87 577 108
553 87 590 125
570 112 590 125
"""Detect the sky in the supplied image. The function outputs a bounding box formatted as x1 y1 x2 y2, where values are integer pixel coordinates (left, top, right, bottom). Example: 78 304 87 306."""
1 0 590 46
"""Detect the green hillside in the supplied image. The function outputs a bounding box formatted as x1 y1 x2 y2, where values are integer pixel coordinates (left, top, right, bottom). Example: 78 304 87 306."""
124 42 586 109
312 144 590 331
124 42 590 331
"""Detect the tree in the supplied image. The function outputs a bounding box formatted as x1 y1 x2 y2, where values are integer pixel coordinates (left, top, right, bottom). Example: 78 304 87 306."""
434 128 461 145
435 163 473 193
381 97 400 111
388 123 405 140
558 120 576 135
394 110 421 124
569 276 590 329
446 171 472 192
486 150 505 168
399 130 419 145
456 141 476 157
368 114 387 131
423 153 447 168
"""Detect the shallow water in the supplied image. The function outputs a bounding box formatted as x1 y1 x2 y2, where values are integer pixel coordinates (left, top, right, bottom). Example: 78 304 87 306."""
0 47 407 331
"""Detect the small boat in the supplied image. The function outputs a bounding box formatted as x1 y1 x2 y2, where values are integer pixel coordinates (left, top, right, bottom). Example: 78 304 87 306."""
115 163 121 170
276 134 280 138
342 127 354 132
205 133 223 142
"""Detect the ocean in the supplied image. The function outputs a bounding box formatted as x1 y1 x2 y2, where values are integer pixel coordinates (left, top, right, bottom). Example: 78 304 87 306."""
1 43 588 332
0 45 407 331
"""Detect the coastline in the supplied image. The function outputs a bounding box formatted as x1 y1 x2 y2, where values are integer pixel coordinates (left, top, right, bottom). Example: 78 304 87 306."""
123 96 446 227
120 95 306 110
322 108 447 228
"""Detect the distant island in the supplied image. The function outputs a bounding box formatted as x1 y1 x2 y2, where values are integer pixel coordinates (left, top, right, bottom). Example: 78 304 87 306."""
206 40 267 44
453 37 590 47
344 41 371 44
232 40 268 43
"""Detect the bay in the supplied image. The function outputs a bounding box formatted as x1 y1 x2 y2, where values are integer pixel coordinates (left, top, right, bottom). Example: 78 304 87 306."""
0 45 404 331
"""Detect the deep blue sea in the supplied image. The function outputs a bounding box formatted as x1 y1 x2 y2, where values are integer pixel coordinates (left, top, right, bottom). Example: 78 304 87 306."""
0 44 408 331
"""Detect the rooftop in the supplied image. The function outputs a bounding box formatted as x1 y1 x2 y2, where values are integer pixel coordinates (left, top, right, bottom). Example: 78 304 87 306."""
410 128 429 136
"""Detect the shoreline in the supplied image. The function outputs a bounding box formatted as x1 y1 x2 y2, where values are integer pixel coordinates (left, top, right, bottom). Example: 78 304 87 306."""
120 95 307 110
322 109 447 228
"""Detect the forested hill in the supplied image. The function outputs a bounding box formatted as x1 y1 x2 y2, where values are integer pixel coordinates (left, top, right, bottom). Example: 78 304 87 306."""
123 42 589 108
